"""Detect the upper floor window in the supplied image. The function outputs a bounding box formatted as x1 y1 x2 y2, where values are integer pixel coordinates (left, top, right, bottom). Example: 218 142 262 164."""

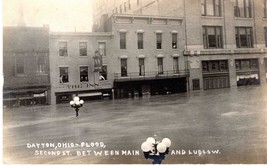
124 2 127 12
265 0 267 18
172 33 178 49
15 54 25 75
80 66 89 82
59 41 68 56
128 0 131 10
201 0 221 16
37 55 46 74
157 57 163 74
59 67 69 83
235 27 253 48
234 0 252 18
137 0 140 6
156 33 162 49
100 65 107 80
203 26 223 49
98 42 106 56
265 27 267 47
120 5 122 13
79 42 87 56
137 33 144 49
120 32 126 49
121 59 127 77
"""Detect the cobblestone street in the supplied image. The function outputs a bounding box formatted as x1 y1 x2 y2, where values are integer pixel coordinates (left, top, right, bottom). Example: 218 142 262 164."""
3 86 267 164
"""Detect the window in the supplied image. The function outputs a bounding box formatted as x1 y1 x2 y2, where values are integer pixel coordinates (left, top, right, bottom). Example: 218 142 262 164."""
37 55 46 74
203 26 223 49
124 2 127 12
59 41 68 56
235 27 253 48
156 33 162 49
234 0 251 18
201 0 221 16
115 7 118 13
79 42 87 56
137 33 144 49
265 27 267 47
80 66 89 82
139 58 145 76
98 42 106 56
173 57 179 73
121 59 127 77
137 0 140 6
59 67 69 83
172 33 178 49
235 59 258 70
202 61 209 72
128 0 131 10
120 5 122 13
158 58 163 74
120 32 126 49
100 65 107 80
15 55 25 75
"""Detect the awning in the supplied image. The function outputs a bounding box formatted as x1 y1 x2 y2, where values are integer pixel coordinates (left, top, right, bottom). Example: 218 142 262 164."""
78 92 102 97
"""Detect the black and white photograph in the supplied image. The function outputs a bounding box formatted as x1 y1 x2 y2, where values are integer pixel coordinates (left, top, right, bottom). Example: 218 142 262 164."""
2 0 267 164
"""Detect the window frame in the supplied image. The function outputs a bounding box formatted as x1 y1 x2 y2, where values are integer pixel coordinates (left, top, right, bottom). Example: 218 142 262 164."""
235 27 253 48
137 32 144 49
59 41 68 56
15 54 26 76
79 41 87 56
172 33 178 49
234 0 252 18
98 42 107 56
120 32 127 49
36 54 46 74
79 66 89 83
156 33 162 49
203 26 223 49
59 66 69 84
121 58 128 77
201 0 221 17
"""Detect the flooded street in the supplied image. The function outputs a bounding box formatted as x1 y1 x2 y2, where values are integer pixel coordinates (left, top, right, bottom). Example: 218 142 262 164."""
3 86 267 164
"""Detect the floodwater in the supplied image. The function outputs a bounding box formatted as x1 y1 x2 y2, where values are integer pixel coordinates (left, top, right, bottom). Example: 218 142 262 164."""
3 86 267 164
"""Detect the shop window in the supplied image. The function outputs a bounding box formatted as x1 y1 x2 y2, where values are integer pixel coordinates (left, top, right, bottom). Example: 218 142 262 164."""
79 42 87 56
59 67 69 83
80 66 89 82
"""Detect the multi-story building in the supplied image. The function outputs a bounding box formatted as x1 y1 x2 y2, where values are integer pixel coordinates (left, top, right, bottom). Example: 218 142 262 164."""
93 0 267 92
106 14 189 98
49 32 113 104
3 26 51 107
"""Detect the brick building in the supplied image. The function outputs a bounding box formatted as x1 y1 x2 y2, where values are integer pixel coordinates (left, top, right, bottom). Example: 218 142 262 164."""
3 26 50 107
49 32 113 104
93 0 267 92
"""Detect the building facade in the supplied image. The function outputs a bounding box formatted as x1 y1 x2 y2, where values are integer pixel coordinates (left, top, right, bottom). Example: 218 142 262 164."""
106 14 189 98
93 0 267 92
3 26 50 107
49 32 113 104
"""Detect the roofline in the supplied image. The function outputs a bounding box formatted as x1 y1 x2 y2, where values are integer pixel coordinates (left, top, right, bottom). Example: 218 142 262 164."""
111 14 184 20
50 31 113 37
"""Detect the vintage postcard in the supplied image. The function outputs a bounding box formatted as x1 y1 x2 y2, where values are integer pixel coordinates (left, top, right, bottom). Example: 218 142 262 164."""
2 0 267 164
